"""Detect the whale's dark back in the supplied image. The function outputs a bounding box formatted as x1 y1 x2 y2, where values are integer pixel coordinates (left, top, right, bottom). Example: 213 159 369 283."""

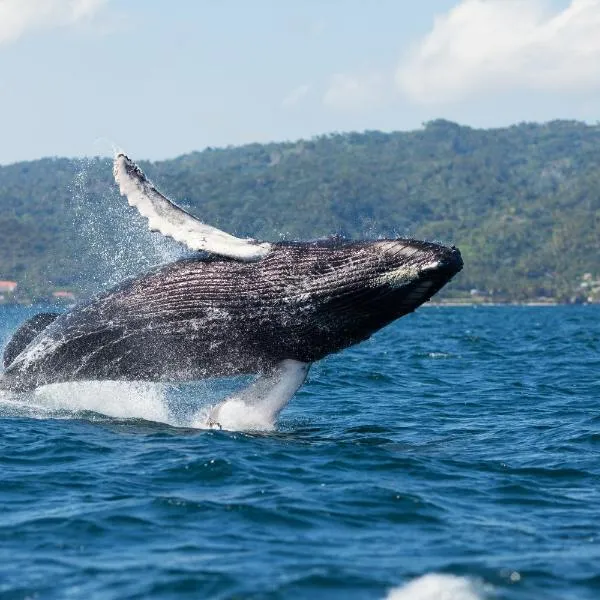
2 239 462 390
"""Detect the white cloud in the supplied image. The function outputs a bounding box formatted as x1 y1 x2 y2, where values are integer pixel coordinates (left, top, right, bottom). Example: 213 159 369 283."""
0 0 108 45
281 83 311 108
396 0 600 104
323 71 386 111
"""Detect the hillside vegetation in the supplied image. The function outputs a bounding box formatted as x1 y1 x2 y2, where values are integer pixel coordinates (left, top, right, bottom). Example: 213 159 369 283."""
0 119 599 302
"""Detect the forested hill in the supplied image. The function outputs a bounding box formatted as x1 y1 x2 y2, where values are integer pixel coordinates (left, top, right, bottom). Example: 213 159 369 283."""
1 119 599 303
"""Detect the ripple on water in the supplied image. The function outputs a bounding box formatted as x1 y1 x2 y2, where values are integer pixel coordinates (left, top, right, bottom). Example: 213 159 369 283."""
1 306 600 599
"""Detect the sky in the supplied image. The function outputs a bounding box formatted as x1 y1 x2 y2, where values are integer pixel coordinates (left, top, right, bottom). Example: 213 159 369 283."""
1 0 599 164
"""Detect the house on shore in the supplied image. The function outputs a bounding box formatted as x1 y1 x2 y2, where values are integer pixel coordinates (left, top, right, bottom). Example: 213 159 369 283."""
0 281 17 294
52 291 76 301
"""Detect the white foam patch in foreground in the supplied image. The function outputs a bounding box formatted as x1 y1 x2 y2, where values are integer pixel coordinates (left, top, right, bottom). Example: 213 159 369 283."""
34 381 172 424
386 574 491 600
0 367 307 432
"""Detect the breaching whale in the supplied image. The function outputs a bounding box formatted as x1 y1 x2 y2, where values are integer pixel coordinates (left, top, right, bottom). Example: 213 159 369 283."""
1 154 462 425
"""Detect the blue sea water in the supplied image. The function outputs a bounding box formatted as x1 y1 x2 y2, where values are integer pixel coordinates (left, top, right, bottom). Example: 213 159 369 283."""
0 305 599 599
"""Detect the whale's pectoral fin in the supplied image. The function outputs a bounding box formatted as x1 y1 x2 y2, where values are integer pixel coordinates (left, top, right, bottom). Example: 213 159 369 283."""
113 153 272 261
201 360 310 430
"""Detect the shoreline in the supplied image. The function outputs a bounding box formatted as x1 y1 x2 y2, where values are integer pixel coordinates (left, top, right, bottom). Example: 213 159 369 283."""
426 300 595 307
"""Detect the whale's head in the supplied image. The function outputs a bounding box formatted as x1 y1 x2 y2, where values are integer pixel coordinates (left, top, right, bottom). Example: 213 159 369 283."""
274 238 463 360
368 238 463 312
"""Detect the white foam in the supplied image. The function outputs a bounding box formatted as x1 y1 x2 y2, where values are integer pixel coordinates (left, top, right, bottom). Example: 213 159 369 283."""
386 574 490 600
34 381 172 423
192 399 277 432
0 374 304 432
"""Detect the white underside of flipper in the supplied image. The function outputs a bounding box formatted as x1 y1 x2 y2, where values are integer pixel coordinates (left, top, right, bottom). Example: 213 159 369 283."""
194 360 310 431
113 153 272 261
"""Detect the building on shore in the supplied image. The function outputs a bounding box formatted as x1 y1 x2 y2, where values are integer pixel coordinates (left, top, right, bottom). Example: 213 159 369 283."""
52 291 76 301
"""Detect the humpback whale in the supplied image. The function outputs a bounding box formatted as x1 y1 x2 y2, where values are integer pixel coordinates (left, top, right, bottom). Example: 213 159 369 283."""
1 154 462 425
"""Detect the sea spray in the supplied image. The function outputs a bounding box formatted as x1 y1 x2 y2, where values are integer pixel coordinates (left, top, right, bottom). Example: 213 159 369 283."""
34 381 171 424
69 157 183 295
0 376 272 431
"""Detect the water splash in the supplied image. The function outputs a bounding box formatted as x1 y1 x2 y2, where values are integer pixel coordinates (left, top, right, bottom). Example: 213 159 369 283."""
69 157 183 294
0 382 171 424
0 377 284 432
34 381 171 423
386 574 491 600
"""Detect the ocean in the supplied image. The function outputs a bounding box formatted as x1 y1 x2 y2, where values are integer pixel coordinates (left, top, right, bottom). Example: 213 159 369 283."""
0 304 599 599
